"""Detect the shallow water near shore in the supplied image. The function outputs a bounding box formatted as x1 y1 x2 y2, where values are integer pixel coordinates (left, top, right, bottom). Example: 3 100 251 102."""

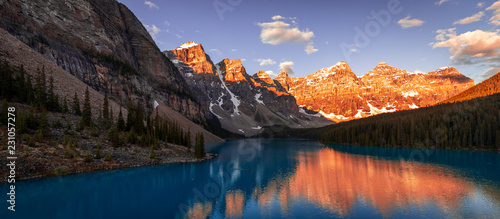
1 139 500 218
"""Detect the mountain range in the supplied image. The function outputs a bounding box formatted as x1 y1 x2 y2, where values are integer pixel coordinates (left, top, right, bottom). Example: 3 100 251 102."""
276 61 474 122
165 41 474 135
0 0 480 137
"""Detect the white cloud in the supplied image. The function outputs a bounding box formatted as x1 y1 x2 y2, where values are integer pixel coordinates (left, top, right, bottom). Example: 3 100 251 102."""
305 42 318 55
479 66 500 79
431 29 500 65
175 34 182 39
271 15 285 20
271 15 296 20
279 61 294 74
209 49 222 56
435 0 450 6
164 20 170 26
325 41 329 45
265 70 277 77
258 21 314 44
257 18 318 54
454 12 484 25
349 48 358 52
254 58 276 66
231 49 237 52
477 2 485 8
144 24 161 39
487 1 500 25
144 1 159 9
397 16 425 28
241 59 246 62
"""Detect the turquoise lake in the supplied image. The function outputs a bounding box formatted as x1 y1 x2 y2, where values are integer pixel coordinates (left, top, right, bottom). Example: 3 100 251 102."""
2 139 500 218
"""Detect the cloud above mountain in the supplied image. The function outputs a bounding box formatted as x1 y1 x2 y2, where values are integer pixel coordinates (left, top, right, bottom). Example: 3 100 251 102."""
279 61 294 74
431 28 500 66
144 24 161 39
397 16 424 28
454 12 484 25
255 58 276 66
487 1 500 25
257 16 318 54
144 1 159 9
435 0 450 6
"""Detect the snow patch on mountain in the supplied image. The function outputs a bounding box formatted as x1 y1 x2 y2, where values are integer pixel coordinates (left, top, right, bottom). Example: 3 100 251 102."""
402 91 419 98
319 110 350 121
255 93 264 105
216 64 240 114
367 101 397 115
408 103 419 109
176 42 199 50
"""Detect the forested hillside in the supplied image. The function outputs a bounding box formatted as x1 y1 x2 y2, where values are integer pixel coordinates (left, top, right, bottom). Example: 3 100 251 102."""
440 72 500 104
320 93 500 150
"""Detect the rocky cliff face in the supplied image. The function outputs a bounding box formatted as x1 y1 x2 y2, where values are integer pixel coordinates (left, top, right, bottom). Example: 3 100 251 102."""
170 42 215 74
277 61 474 122
0 0 206 124
165 42 333 136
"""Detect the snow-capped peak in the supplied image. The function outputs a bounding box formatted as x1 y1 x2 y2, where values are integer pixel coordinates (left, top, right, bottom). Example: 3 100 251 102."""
438 66 452 71
176 41 199 50
377 61 388 66
409 69 426 75
335 61 348 66
434 66 457 74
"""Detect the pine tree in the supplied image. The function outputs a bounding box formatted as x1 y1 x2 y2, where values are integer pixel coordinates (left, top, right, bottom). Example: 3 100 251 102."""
47 76 56 111
62 97 69 114
39 107 50 138
126 102 134 131
103 91 109 121
25 74 34 104
186 128 192 151
26 103 38 130
73 92 81 115
17 65 26 102
199 133 205 157
134 102 144 135
109 107 114 127
149 145 156 159
128 127 137 144
194 132 205 159
95 144 102 159
109 127 121 148
84 150 92 162
17 109 27 134
35 66 47 107
81 86 92 126
117 106 125 132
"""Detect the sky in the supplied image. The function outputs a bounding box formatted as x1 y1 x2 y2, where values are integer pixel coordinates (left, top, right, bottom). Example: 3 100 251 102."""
117 0 500 83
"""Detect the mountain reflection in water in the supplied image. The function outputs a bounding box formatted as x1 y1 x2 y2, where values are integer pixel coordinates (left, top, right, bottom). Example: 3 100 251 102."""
185 146 499 218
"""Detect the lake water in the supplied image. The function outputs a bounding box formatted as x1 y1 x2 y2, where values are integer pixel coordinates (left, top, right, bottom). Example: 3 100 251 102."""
2 139 500 218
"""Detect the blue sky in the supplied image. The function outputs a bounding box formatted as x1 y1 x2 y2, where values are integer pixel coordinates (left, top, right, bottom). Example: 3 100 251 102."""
118 0 500 83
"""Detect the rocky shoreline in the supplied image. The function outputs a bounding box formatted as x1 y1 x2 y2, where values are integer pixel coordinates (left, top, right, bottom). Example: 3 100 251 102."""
0 103 219 183
0 141 217 182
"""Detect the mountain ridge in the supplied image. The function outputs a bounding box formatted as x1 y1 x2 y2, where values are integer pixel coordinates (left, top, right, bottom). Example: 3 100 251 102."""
276 61 474 122
0 0 210 125
164 42 334 136
440 72 500 104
